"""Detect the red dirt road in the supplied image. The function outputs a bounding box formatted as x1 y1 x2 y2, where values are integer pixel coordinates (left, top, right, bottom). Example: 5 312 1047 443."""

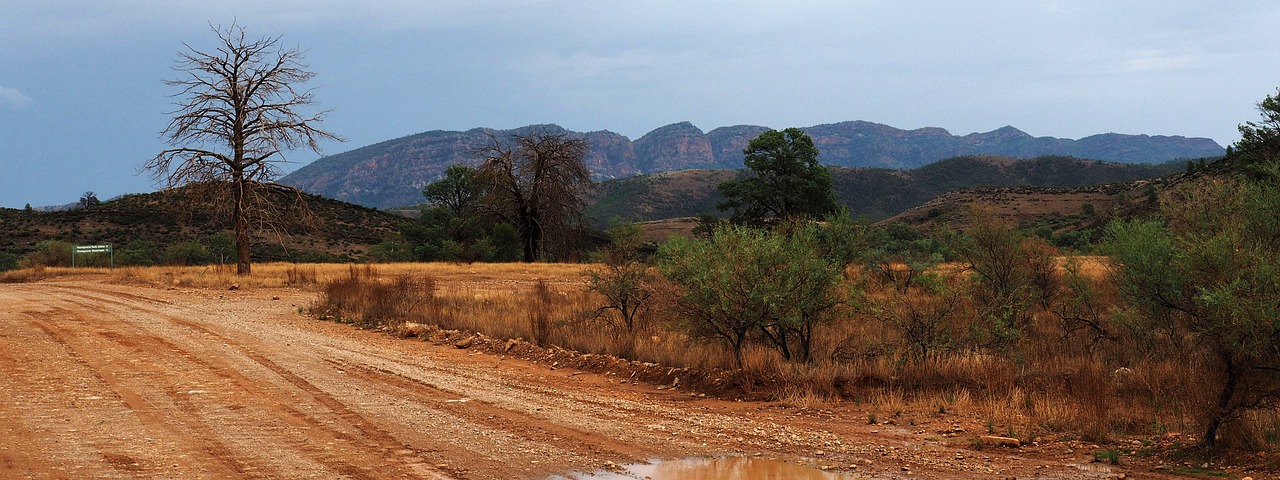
0 278 1152 479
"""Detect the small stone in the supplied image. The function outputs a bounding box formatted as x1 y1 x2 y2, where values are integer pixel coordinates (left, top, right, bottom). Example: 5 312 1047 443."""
454 336 475 349
272 295 280 300
227 283 239 290
815 451 825 456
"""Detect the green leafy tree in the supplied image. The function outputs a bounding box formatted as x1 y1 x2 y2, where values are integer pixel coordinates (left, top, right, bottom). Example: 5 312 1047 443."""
203 233 236 265
1235 87 1280 169
368 233 417 263
23 240 73 267
164 240 210 266
0 253 20 272
1106 167 1280 449
423 165 482 218
658 223 848 364
717 128 838 226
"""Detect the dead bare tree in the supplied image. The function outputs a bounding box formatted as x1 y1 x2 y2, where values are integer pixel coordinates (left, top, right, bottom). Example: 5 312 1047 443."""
145 23 340 275
474 131 592 262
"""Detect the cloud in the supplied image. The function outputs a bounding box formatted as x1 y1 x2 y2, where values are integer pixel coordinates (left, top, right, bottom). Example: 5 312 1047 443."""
0 85 31 108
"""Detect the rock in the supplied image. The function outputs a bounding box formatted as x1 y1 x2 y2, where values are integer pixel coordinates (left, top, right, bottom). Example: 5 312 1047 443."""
227 283 239 290
272 295 280 301
454 336 475 349
504 339 518 352
979 435 1021 448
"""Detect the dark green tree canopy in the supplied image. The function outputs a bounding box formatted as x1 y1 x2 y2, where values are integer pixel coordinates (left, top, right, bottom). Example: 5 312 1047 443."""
1236 87 1280 168
423 164 481 218
717 127 838 225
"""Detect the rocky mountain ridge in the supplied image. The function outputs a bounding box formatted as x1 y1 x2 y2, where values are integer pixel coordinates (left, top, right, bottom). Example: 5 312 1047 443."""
281 121 1223 209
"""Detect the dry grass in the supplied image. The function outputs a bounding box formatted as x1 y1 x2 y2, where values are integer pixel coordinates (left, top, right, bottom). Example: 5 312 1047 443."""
57 258 1268 454
0 265 62 283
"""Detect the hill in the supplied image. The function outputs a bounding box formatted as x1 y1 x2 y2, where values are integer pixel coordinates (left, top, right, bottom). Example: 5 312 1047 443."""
881 156 1239 235
0 186 405 263
281 122 1222 209
585 155 1185 224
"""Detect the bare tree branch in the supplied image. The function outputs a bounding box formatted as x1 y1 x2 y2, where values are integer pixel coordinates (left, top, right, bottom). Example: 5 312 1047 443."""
144 22 340 275
474 130 592 262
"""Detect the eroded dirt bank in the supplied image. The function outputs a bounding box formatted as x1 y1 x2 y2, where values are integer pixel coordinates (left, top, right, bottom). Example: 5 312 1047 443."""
0 278 1177 479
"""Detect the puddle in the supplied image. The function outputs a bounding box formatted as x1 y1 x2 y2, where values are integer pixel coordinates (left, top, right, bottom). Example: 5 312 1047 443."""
550 456 858 480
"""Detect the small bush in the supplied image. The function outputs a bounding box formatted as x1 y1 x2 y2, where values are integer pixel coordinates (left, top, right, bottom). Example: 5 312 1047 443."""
316 266 436 328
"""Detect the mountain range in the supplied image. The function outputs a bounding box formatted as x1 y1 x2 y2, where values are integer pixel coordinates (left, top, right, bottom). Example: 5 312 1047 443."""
281 121 1224 209
586 155 1185 224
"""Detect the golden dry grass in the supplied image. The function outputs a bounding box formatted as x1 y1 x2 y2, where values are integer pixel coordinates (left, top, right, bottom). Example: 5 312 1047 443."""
6 258 1259 452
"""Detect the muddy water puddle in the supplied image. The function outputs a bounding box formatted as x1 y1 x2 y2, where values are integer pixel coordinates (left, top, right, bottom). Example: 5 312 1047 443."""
551 456 858 479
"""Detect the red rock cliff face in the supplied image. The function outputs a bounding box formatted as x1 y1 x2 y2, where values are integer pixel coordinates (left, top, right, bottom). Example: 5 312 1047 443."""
632 122 718 173
281 121 1223 209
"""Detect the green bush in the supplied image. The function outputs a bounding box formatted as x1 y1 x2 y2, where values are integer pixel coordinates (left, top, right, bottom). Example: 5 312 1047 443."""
0 253 19 271
1106 166 1280 448
658 223 850 364
23 240 73 267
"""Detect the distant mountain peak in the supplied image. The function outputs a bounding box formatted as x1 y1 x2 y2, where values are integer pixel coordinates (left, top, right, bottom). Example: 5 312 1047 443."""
639 121 705 139
281 121 1224 209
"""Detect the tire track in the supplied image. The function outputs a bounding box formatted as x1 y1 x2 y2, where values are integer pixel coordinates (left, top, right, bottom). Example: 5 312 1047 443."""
46 287 449 480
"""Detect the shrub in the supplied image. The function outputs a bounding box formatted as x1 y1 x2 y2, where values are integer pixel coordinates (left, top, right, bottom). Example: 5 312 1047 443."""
584 222 655 332
658 223 849 365
22 240 73 268
1106 168 1280 448
317 266 436 328
0 253 19 272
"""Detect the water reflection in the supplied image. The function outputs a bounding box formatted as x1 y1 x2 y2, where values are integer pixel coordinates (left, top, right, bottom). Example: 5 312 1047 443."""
552 456 857 480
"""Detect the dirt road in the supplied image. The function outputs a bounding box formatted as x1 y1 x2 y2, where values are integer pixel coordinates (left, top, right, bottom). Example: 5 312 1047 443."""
0 278 1142 479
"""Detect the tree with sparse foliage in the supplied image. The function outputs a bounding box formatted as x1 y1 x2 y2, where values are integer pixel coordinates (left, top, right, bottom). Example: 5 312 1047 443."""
475 131 592 262
144 23 340 275
585 222 655 333
78 191 100 209
717 128 838 226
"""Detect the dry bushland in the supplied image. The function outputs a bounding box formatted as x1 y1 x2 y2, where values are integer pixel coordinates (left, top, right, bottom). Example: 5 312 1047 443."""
9 256 1269 458
298 259 1276 457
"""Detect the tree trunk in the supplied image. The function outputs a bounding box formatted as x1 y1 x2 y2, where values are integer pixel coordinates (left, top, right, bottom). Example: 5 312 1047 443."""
523 218 542 263
233 178 251 275
1203 354 1240 449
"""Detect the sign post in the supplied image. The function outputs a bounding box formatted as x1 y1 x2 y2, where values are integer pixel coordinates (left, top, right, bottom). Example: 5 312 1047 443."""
73 244 114 268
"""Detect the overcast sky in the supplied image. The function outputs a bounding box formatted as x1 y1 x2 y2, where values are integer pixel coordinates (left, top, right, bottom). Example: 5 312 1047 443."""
2 1 1278 208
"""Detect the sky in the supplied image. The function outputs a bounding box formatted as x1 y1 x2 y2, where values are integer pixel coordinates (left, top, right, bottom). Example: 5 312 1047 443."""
2 1 1278 208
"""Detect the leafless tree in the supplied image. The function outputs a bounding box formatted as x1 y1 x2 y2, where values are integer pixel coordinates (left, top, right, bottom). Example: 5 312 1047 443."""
474 131 592 262
144 23 340 275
